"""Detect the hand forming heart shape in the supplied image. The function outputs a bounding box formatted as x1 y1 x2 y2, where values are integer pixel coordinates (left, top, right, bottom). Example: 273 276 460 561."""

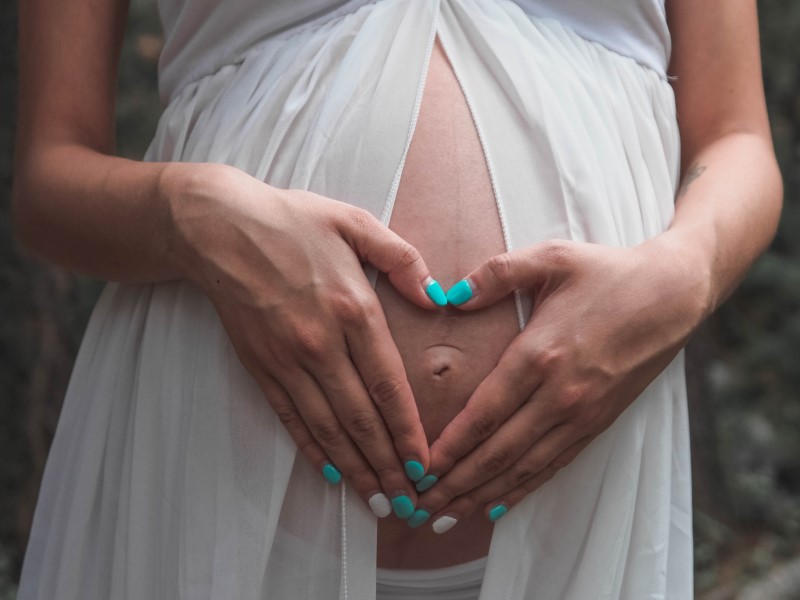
409 236 708 531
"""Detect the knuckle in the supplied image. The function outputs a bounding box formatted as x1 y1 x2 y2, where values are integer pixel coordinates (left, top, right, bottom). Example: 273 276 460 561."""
550 456 571 471
521 477 541 493
540 239 574 267
295 436 322 460
272 348 302 373
373 464 399 482
274 405 302 430
486 253 514 283
573 402 602 430
292 324 329 360
346 411 381 439
430 483 457 506
531 344 566 372
477 447 511 476
435 442 461 471
310 420 344 446
232 343 258 373
368 377 407 410
330 293 370 326
539 463 561 482
508 464 537 486
558 383 589 416
347 206 379 231
349 466 378 488
260 336 296 373
455 495 479 514
395 243 423 270
442 497 475 519
466 410 499 441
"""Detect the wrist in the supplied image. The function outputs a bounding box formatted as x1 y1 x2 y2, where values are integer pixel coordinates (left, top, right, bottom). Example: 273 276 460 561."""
635 228 717 329
158 161 243 288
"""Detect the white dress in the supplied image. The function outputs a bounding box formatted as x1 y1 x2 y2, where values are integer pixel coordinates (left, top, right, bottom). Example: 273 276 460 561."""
17 0 693 598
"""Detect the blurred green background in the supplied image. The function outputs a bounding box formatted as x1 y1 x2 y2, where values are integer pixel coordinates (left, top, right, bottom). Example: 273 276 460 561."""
1 0 799 597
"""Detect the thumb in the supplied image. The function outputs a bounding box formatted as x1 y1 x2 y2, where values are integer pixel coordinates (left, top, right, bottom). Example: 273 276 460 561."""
445 240 576 310
337 207 446 309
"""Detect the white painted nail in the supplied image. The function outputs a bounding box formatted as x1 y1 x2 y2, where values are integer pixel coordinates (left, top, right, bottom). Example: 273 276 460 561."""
368 493 392 518
432 516 458 534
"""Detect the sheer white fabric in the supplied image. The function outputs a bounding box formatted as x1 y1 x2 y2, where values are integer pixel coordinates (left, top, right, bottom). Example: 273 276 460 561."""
376 556 487 599
156 0 670 102
18 0 692 598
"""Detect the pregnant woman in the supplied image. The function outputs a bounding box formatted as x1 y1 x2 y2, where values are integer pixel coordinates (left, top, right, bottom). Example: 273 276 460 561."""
13 0 781 598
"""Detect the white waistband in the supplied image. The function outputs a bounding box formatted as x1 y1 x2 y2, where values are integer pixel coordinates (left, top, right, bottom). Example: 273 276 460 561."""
376 556 487 600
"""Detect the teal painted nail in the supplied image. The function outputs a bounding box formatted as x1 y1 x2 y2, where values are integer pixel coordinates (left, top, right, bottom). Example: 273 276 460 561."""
425 280 448 307
322 463 342 485
404 460 425 482
391 495 415 519
415 475 438 492
445 279 473 305
488 504 508 522
407 509 431 528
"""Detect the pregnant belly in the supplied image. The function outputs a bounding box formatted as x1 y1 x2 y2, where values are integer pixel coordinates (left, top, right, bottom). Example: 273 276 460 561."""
374 35 521 569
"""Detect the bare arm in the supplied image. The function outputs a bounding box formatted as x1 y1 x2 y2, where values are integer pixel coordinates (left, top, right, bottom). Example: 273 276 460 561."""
11 0 188 283
411 0 784 527
658 0 783 313
12 0 442 519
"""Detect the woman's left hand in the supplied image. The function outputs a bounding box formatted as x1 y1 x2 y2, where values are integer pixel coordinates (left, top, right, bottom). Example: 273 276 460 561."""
414 235 710 531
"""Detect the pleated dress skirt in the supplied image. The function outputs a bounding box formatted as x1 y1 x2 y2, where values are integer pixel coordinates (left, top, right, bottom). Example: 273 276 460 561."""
17 0 692 598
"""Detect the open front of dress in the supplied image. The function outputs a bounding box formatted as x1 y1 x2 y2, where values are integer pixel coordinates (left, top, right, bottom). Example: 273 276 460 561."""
18 1 692 598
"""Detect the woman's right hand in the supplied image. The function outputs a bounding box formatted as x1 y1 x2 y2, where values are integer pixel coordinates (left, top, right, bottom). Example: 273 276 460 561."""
163 162 439 519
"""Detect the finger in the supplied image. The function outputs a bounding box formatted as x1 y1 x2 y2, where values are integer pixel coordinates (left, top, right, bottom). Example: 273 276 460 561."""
479 435 593 522
335 206 446 308
275 367 416 520
343 293 431 478
426 428 590 534
426 335 542 480
418 397 561 518
259 371 395 517
444 239 578 309
308 343 423 517
258 372 334 479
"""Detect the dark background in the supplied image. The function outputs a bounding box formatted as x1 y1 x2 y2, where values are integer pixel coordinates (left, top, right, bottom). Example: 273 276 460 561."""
1 0 799 597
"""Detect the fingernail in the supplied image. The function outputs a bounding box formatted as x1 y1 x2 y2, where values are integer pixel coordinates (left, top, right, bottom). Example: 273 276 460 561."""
488 503 508 522
391 495 415 519
425 279 448 307
368 493 392 518
404 460 425 482
407 509 431 528
321 463 342 485
432 515 458 534
415 475 438 492
445 279 473 305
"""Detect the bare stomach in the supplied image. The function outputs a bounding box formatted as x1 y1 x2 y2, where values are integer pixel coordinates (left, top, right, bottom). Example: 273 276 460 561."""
374 35 520 569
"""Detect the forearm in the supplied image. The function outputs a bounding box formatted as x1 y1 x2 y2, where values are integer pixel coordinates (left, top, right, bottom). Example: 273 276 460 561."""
12 143 205 284
648 132 783 319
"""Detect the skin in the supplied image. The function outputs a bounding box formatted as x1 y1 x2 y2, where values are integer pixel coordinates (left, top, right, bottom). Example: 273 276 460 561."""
13 0 438 519
413 0 784 531
375 35 516 567
13 0 782 568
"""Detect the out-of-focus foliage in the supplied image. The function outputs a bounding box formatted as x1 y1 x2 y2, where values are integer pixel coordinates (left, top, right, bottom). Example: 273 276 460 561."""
0 0 798 597
0 2 24 594
691 1 800 595
0 0 161 595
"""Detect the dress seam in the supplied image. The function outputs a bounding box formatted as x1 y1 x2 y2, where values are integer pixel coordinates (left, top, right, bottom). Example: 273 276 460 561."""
435 8 527 333
340 482 349 600
378 1 442 226
163 0 381 105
